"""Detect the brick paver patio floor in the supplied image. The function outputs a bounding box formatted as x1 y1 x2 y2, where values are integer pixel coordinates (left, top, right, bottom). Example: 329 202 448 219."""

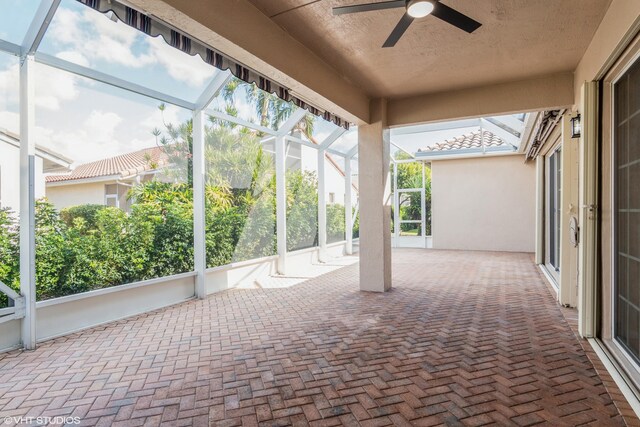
0 250 630 426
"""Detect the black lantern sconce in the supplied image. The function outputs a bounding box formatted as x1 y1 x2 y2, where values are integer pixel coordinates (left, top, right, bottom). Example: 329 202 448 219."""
570 113 581 139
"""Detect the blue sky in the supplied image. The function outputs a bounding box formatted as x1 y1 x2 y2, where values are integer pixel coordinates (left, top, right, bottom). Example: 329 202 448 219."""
0 0 508 168
0 0 41 45
0 0 342 165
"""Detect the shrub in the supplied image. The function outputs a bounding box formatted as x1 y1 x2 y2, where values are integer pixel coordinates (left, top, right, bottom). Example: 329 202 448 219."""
352 208 359 239
60 204 106 230
326 204 346 244
286 170 319 251
34 199 67 300
0 208 19 307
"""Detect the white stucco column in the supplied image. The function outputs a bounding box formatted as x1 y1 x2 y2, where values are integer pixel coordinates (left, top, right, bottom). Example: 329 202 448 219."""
358 99 392 292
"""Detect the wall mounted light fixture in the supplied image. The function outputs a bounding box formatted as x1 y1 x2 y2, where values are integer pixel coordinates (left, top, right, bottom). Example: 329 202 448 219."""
570 113 581 139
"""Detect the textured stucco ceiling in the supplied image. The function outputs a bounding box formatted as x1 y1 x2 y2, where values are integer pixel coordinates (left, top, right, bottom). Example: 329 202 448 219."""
246 0 612 98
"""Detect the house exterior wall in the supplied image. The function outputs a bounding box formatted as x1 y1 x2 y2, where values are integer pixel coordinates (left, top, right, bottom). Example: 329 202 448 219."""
46 182 106 209
431 154 536 253
0 141 46 212
324 157 347 205
300 145 346 205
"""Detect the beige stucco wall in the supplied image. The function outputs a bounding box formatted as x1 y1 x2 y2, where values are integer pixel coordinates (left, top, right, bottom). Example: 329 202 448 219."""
573 0 640 106
46 182 106 210
431 154 536 253
388 73 574 127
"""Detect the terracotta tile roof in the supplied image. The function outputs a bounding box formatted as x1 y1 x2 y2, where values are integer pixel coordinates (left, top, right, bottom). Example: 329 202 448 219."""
46 146 169 183
418 130 508 153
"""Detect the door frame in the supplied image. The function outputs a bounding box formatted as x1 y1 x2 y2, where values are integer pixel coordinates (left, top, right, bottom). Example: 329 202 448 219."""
392 160 429 248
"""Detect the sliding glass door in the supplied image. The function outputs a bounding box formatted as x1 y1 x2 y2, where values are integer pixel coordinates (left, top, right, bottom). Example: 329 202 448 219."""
545 146 562 282
613 60 640 362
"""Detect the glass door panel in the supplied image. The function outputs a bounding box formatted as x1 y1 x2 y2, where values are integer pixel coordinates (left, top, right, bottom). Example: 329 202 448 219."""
545 146 562 283
614 59 640 362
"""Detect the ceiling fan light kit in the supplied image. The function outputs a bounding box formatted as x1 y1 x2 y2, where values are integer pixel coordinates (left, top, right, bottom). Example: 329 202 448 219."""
406 0 434 18
333 0 481 47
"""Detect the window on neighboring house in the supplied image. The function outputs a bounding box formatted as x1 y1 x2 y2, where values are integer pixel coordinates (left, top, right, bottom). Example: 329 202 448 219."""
105 184 119 208
328 192 335 204
105 183 132 211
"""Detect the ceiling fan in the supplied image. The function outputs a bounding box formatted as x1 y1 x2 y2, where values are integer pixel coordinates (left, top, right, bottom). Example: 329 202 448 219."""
333 0 481 48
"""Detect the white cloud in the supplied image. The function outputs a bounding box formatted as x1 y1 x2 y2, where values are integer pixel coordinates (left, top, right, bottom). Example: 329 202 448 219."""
33 110 126 165
85 111 123 142
140 103 182 131
47 6 215 88
0 111 19 134
147 36 215 87
55 51 90 68
34 65 80 111
0 64 19 107
0 43 80 113
49 8 155 69
128 137 157 150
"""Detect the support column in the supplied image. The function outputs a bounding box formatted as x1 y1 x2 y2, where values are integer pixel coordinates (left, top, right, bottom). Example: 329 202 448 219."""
317 149 327 261
345 157 353 255
358 98 392 292
192 109 206 298
275 136 287 274
19 55 36 350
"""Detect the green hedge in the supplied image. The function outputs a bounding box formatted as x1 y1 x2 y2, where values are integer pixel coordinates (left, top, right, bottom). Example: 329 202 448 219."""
0 208 19 306
0 91 353 305
0 169 347 304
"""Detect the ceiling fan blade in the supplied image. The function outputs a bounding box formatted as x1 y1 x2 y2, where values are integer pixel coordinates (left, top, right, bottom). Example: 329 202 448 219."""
333 0 405 15
431 1 481 33
382 13 414 48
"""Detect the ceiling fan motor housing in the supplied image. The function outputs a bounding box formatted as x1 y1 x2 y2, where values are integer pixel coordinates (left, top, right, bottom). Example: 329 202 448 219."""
407 0 435 18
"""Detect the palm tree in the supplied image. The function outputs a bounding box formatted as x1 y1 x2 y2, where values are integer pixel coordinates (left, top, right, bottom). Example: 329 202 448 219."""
220 77 315 139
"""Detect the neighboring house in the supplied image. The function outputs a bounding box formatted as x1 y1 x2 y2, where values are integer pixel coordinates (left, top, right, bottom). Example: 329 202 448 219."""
404 130 536 253
45 143 353 213
45 147 169 212
299 145 351 206
416 130 536 252
0 129 72 212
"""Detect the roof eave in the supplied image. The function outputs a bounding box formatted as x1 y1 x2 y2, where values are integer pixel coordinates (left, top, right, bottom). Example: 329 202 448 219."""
415 146 518 161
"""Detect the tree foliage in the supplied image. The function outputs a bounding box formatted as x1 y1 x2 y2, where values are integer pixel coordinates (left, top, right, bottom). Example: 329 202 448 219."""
392 152 432 236
0 80 349 304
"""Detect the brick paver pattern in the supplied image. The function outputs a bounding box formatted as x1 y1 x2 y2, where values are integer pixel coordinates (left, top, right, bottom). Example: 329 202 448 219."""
0 250 628 426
